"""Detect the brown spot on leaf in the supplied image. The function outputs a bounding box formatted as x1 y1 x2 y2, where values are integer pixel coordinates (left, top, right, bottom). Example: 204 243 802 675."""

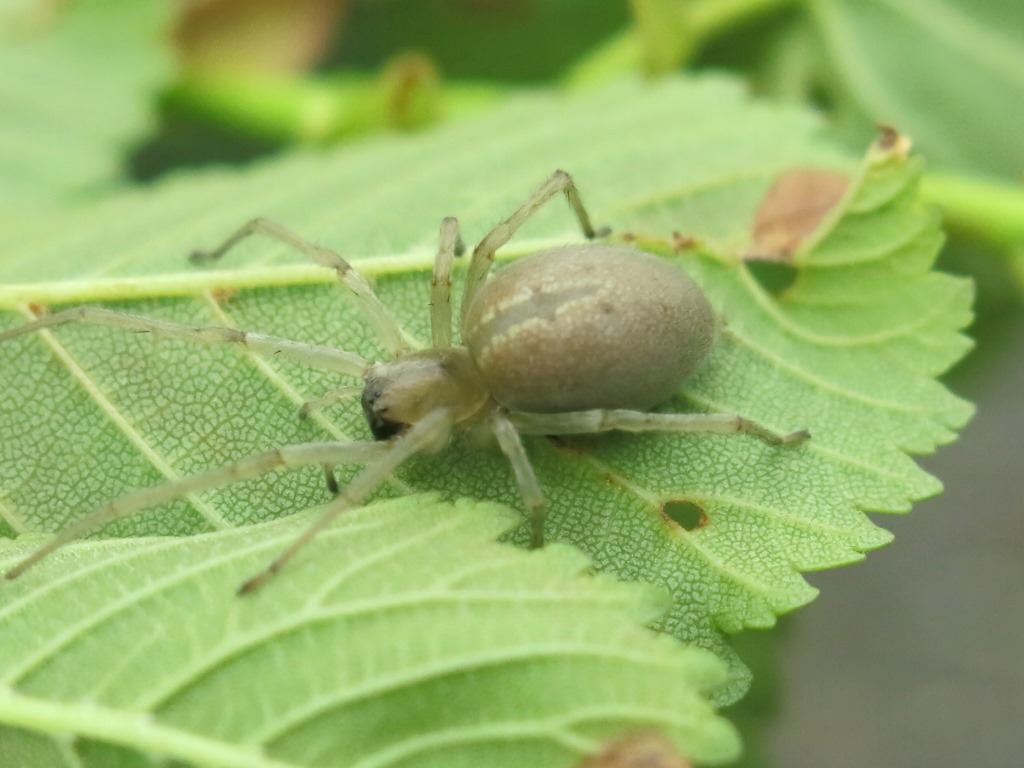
210 287 237 305
671 232 698 252
746 169 849 262
578 731 692 768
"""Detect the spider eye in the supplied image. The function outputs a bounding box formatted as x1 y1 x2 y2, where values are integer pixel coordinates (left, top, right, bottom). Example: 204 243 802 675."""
361 385 405 440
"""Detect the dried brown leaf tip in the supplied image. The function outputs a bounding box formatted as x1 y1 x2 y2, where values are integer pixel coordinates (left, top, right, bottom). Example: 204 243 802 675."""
578 731 692 768
870 124 913 162
746 168 849 262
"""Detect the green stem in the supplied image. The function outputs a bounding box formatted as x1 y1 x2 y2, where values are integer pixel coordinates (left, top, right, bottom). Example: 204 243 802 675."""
921 172 1024 251
686 0 800 43
570 0 800 82
167 70 503 145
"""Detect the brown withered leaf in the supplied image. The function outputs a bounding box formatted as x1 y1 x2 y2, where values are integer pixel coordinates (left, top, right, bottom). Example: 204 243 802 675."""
176 0 347 74
746 168 849 262
578 731 692 768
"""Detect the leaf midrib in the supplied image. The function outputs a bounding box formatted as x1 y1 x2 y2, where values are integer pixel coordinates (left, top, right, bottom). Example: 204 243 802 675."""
0 687 300 768
20 307 229 531
0 236 583 308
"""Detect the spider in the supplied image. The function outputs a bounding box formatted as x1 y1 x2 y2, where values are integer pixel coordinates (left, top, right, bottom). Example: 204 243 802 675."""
1 170 809 594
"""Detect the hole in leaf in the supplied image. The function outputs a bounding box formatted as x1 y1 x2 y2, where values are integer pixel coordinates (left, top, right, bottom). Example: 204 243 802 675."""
747 260 798 295
661 499 707 531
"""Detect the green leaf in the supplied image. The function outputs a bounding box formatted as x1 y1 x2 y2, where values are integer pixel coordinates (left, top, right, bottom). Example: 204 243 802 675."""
0 496 739 766
0 0 172 211
810 0 1024 178
0 73 971 714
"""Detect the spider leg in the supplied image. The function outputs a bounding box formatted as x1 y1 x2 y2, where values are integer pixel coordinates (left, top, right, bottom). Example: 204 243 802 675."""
190 217 412 355
298 385 363 419
238 407 456 595
4 441 389 581
0 306 368 377
510 409 810 445
294 384 368 497
430 216 463 348
460 169 609 331
323 465 341 495
490 410 547 548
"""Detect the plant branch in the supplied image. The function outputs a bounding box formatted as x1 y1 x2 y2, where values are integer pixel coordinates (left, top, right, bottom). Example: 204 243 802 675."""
687 0 800 43
921 171 1024 251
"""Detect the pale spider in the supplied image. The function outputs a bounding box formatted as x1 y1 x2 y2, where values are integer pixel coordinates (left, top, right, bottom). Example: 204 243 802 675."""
2 171 808 594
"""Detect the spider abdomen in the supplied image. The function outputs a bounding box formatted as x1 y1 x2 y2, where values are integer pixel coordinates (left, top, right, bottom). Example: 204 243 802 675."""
462 245 716 413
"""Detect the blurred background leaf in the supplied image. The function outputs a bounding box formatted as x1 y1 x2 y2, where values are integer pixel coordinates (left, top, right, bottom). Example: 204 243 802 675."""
0 0 172 210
